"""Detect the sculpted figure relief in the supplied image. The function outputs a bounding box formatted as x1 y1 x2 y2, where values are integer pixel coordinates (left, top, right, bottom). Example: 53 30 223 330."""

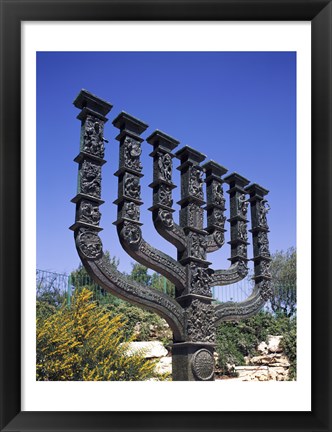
186 299 216 343
190 264 212 297
237 243 247 257
189 167 204 198
214 182 226 208
159 184 173 207
214 209 226 228
190 232 207 260
258 199 270 228
81 161 101 198
77 229 103 259
260 260 271 278
83 117 106 158
124 137 143 172
124 174 141 200
123 201 140 221
257 231 271 257
238 194 249 217
158 152 172 182
79 201 101 225
213 229 225 246
158 209 174 228
258 279 273 301
238 220 248 242
121 221 142 245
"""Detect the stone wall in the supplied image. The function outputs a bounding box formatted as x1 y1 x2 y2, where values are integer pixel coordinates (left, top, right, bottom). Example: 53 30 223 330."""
234 335 290 381
125 335 291 381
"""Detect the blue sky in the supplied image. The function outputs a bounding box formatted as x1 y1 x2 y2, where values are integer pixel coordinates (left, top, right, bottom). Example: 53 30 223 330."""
37 51 296 275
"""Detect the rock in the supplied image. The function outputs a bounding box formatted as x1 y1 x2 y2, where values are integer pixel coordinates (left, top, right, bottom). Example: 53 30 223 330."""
155 356 172 374
267 335 283 353
250 354 272 365
257 341 268 353
271 356 290 367
226 363 236 372
133 322 141 337
268 366 289 381
258 374 269 381
234 366 269 381
250 353 289 365
123 341 168 358
231 335 291 381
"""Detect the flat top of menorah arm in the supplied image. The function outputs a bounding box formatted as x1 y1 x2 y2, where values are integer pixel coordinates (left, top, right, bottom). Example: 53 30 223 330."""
146 130 180 149
175 145 206 163
223 172 250 187
202 160 228 177
245 183 269 196
112 111 148 134
73 89 113 115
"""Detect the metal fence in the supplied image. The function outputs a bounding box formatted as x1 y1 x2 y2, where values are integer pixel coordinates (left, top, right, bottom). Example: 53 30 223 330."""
36 268 255 306
212 280 254 303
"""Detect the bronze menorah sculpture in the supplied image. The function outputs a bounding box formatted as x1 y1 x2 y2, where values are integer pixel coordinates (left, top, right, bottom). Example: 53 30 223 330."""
70 89 272 381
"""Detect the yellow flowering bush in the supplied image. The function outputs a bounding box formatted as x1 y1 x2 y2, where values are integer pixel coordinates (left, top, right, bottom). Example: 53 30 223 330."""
36 288 157 381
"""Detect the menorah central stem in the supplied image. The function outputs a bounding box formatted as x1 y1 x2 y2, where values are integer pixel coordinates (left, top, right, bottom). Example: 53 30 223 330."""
169 146 216 381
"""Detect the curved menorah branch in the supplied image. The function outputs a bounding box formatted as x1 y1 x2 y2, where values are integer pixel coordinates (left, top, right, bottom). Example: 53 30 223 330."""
147 131 186 252
112 113 186 291
214 183 272 322
70 91 186 341
153 215 187 251
74 231 186 341
208 172 250 285
210 261 248 287
202 161 228 253
117 224 186 290
214 285 267 323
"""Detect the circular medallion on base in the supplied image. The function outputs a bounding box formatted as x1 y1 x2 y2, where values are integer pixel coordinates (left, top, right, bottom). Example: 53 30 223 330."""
191 349 214 381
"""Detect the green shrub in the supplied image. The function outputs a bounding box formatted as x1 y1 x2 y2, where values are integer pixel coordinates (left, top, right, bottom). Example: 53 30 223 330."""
216 312 269 373
280 316 297 380
107 301 171 344
36 300 57 320
36 288 158 381
216 311 297 378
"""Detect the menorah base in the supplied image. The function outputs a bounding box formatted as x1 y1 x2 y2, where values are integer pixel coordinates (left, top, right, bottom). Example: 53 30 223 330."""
172 342 215 381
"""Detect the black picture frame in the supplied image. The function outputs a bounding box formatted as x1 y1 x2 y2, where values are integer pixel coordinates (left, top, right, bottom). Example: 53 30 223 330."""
1 1 331 431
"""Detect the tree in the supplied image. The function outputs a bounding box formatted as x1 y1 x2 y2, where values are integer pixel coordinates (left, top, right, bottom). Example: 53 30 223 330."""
129 263 175 297
129 263 151 286
150 272 175 297
36 271 66 307
36 288 158 381
269 247 296 317
70 251 121 306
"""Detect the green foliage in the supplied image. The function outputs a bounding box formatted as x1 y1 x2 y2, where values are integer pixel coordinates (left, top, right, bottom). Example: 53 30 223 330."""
70 252 121 307
36 273 66 307
36 300 57 320
36 288 158 381
269 247 296 317
216 311 297 378
280 316 297 380
107 301 171 344
129 263 152 286
130 263 175 297
216 311 272 373
150 272 175 297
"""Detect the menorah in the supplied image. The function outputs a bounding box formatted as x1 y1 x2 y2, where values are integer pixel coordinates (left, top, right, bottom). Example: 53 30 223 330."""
70 89 273 381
